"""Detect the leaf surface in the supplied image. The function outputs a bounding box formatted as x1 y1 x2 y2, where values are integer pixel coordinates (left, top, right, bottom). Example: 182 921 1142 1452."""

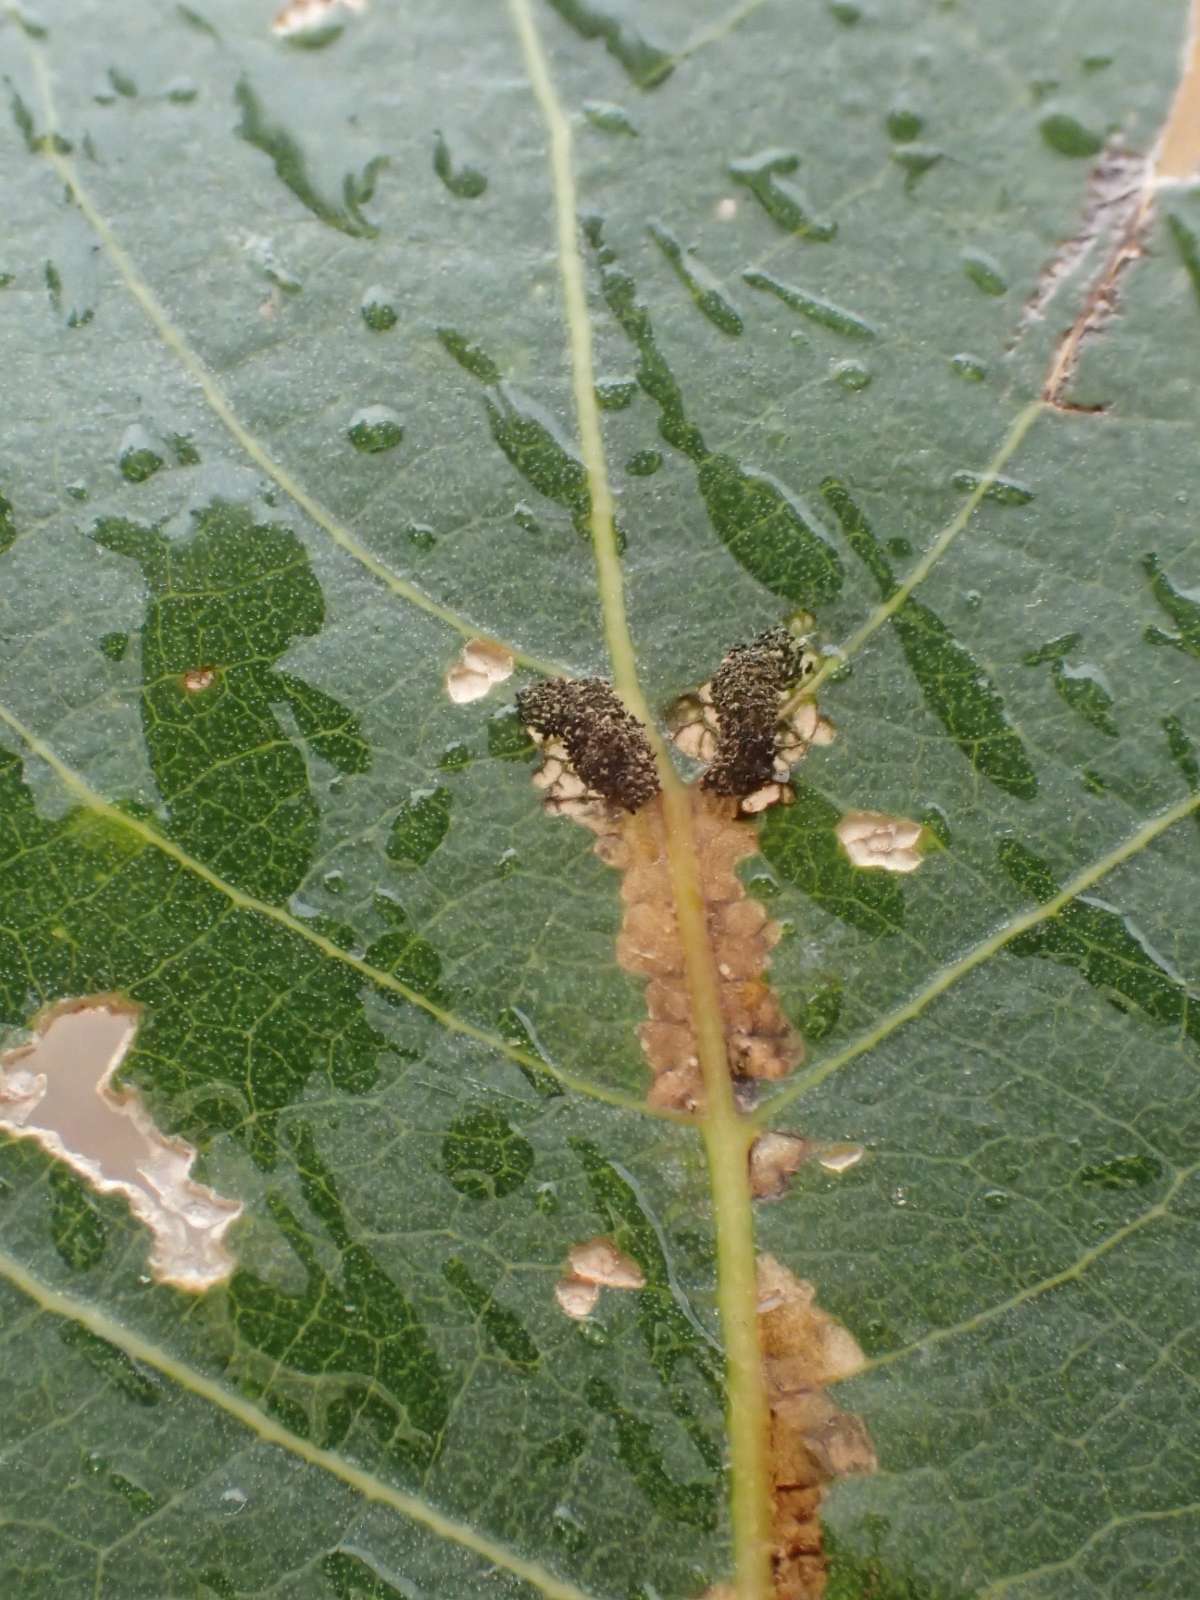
1 2 1199 1598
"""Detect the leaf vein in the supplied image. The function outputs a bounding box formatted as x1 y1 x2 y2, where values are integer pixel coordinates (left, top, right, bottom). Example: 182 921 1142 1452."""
0 1247 597 1600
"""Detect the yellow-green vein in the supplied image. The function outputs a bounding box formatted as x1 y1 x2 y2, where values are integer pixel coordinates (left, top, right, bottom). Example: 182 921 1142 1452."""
977 1503 1200 1600
507 5 773 1596
0 1247 596 1600
676 0 771 64
784 397 1047 713
0 699 675 1122
757 784 1200 1122
858 1163 1197 1376
24 44 564 680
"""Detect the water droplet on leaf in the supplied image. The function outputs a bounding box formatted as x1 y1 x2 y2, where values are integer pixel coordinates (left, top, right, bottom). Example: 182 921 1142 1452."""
1040 111 1104 158
962 249 1008 296
582 99 638 136
118 425 165 483
951 352 987 381
887 106 924 142
361 284 397 331
347 405 404 454
832 359 871 391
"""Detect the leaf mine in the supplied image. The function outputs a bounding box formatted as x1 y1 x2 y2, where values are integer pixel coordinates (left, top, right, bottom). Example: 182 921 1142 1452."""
704 1256 876 1600
519 629 832 1113
750 1134 867 1199
835 811 928 874
567 1234 646 1290
555 1235 647 1320
0 998 241 1290
748 1132 813 1200
445 638 515 704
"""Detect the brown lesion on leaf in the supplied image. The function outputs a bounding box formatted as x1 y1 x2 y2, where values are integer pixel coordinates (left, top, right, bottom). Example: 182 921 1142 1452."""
554 1235 646 1319
704 1256 876 1600
748 1132 866 1199
603 789 797 1111
519 628 830 1112
1036 2 1200 409
1035 145 1153 409
446 637 515 705
0 996 241 1290
521 630 876 1593
181 666 216 693
760 1255 878 1598
836 810 928 874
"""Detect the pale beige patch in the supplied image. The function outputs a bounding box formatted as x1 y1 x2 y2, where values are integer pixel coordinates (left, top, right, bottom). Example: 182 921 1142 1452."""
181 667 215 693
567 1236 645 1290
816 1143 865 1175
836 810 925 874
529 734 603 818
751 1134 866 1198
714 196 738 221
0 999 241 1291
554 1276 600 1320
749 1131 813 1198
445 638 515 705
272 0 366 36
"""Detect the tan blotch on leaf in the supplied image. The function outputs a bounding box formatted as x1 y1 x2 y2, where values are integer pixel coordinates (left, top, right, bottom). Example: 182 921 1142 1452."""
0 998 241 1291
750 1132 813 1198
181 667 215 693
758 1254 878 1598
554 1277 601 1320
567 1236 646 1290
588 791 799 1112
751 1134 867 1198
272 0 366 36
555 1236 645 1319
445 638 515 705
836 810 926 873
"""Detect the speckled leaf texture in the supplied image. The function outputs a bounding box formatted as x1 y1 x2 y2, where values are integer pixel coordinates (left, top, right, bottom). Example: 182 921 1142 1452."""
1 2 1198 1598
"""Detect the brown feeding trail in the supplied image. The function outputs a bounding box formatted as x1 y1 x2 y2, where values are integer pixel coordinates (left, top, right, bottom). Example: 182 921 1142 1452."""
519 627 875 1597
518 627 824 1112
707 1258 877 1600
587 788 795 1113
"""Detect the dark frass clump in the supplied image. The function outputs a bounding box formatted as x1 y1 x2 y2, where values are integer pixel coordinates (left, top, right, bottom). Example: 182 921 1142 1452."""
703 626 812 796
517 678 660 812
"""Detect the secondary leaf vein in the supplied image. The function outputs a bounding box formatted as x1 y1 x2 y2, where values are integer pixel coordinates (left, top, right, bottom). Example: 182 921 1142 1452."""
0 1247 597 1600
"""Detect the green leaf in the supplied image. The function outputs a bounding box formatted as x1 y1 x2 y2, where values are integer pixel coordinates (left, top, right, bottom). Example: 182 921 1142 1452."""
1 3 1198 1599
